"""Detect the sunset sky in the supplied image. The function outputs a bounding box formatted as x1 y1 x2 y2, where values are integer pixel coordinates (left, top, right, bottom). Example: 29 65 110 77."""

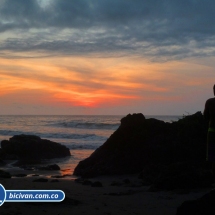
0 0 215 115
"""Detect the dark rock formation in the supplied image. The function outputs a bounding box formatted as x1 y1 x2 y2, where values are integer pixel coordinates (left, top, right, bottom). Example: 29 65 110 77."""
0 148 17 160
74 112 208 178
0 148 7 160
177 190 215 215
1 134 70 165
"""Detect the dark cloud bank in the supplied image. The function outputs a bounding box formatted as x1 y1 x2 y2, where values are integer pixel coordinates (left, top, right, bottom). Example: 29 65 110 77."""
0 0 215 60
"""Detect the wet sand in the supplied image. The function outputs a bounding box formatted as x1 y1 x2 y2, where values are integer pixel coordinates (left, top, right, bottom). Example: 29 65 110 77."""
0 174 212 215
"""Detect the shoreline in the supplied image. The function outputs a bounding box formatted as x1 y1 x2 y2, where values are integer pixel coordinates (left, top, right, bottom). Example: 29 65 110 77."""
0 165 78 181
0 174 212 215
0 113 212 214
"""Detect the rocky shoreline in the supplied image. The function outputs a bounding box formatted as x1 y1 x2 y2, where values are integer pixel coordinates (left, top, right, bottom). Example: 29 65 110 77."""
73 112 215 214
0 112 214 214
74 112 211 189
0 134 71 166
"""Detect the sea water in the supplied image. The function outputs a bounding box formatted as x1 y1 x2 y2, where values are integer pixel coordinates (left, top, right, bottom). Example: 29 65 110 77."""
0 115 181 175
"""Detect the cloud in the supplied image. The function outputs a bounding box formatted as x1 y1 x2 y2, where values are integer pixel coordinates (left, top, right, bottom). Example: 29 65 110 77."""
0 0 215 60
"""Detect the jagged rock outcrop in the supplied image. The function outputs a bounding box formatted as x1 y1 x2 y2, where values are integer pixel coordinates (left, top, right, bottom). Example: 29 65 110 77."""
74 112 208 178
0 134 70 165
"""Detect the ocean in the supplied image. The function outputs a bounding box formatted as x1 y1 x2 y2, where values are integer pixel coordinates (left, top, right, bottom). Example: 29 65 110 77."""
0 115 181 176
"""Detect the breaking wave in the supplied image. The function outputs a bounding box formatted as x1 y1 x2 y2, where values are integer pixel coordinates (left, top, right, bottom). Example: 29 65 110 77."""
50 121 120 130
0 129 104 140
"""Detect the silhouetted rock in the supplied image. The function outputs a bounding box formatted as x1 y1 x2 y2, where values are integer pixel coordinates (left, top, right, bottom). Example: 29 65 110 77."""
120 113 145 127
176 190 215 215
0 170 11 178
1 134 70 166
0 148 4 158
74 112 208 179
0 148 6 160
0 148 17 160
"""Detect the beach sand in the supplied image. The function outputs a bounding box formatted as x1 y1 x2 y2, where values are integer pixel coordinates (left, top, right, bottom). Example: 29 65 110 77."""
0 174 212 215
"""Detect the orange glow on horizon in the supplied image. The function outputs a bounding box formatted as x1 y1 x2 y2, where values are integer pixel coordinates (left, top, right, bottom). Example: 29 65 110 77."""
0 55 214 111
0 57 145 108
